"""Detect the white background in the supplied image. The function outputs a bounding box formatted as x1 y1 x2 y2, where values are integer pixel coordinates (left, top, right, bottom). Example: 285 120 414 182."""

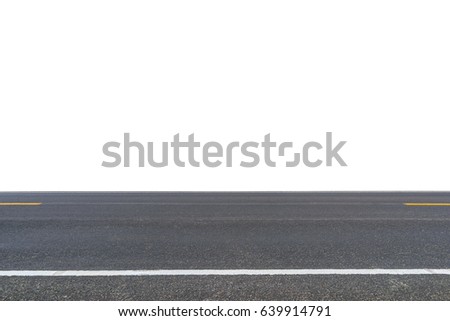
0 301 449 321
1 1 449 191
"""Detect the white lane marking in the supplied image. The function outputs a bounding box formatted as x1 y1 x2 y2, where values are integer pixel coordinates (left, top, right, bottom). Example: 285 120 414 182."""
1 269 449 276
43 202 389 204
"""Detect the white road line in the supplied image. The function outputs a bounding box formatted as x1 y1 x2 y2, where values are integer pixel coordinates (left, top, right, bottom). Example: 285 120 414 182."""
1 269 450 276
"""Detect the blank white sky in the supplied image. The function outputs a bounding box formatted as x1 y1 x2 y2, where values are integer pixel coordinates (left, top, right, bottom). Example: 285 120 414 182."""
0 1 449 191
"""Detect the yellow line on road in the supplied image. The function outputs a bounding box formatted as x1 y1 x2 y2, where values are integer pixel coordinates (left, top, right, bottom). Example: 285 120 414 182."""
404 203 450 206
0 203 42 206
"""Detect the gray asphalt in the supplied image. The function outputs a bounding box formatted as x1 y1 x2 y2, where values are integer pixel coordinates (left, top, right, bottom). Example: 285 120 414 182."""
0 192 449 300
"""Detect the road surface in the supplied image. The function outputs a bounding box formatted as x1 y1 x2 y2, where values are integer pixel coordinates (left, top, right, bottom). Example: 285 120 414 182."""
0 192 449 300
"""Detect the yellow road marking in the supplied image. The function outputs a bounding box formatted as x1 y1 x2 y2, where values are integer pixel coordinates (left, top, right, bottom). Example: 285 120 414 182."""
404 203 450 206
0 202 42 206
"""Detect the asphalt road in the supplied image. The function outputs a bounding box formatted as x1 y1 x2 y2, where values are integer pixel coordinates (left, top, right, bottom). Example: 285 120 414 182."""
0 192 449 300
